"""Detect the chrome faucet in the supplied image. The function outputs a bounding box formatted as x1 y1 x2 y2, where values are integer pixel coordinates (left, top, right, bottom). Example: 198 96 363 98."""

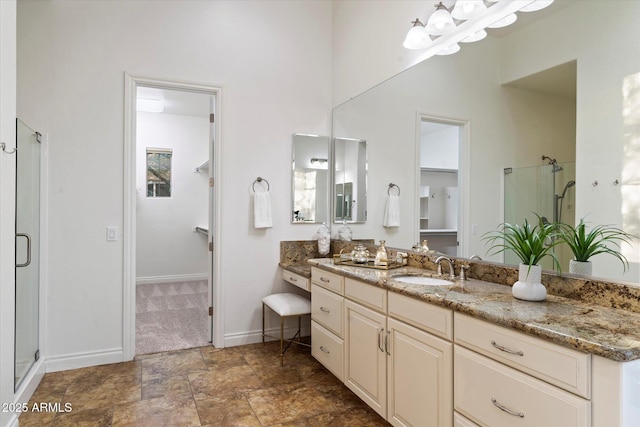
435 256 455 279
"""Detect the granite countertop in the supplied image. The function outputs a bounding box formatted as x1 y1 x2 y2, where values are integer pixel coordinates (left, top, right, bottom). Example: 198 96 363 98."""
308 258 640 362
280 263 312 278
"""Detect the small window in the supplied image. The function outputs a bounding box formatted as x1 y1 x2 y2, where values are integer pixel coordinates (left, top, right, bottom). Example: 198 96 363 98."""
146 148 172 197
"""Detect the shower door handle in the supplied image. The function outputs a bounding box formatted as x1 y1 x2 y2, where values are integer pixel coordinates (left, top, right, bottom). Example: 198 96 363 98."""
16 233 31 268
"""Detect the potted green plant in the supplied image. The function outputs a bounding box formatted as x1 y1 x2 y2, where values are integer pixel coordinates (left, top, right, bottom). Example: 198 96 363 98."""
483 216 561 301
556 218 635 276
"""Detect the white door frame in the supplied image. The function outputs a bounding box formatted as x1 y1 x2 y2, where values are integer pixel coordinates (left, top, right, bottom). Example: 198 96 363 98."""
123 73 224 360
415 113 470 257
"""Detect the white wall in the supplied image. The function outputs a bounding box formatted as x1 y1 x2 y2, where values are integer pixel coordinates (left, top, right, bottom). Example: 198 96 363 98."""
17 0 332 367
421 125 459 170
136 112 209 281
332 0 435 106
0 2 17 424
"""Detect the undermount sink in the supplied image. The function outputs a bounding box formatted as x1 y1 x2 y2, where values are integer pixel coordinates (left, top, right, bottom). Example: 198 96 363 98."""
391 275 454 286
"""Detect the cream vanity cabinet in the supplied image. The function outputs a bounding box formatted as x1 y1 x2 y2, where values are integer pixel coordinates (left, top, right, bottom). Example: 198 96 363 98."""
454 313 591 427
315 271 454 427
310 267 345 380
282 268 311 292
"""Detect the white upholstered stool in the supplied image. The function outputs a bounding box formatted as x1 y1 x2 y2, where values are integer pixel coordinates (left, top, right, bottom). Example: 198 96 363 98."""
262 293 311 366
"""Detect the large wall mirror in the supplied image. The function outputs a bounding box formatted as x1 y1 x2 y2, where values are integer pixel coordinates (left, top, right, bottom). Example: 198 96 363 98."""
334 137 367 223
332 1 639 284
291 133 329 224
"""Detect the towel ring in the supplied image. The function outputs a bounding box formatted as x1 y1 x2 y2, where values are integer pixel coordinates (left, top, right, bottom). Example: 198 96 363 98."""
0 142 17 154
388 183 400 196
252 177 270 192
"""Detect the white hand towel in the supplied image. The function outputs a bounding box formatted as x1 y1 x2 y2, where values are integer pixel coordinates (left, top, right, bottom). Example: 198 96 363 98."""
383 194 400 228
254 191 273 229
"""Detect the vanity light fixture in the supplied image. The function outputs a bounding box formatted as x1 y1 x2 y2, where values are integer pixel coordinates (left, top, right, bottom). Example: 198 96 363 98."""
436 43 461 55
403 0 554 56
403 18 431 50
425 2 456 36
310 158 328 167
451 0 487 21
487 12 517 28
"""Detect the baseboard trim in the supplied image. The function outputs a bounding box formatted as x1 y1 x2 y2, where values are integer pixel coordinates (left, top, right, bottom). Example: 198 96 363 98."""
224 326 311 348
136 274 207 285
45 348 123 373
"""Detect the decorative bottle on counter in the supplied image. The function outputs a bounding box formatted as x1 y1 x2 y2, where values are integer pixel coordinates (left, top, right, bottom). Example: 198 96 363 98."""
375 240 388 267
421 239 430 252
338 220 352 241
317 222 331 255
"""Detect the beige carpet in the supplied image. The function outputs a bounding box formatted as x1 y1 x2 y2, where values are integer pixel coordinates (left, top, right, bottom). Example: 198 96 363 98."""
136 280 210 355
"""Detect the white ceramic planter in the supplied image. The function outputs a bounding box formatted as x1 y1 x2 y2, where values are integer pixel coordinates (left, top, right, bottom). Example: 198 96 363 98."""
569 260 592 276
512 263 546 302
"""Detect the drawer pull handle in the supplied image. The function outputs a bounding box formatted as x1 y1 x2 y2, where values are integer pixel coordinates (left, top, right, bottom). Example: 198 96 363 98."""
491 398 524 418
378 328 384 352
320 306 330 313
491 340 524 356
320 277 330 282
319 345 330 354
289 276 297 282
385 330 391 355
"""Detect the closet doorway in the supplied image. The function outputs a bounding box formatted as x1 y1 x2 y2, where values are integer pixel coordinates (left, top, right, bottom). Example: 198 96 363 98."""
124 76 222 359
417 115 468 257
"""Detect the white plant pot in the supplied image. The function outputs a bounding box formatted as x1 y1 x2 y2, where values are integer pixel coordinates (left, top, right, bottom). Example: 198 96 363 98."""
512 264 546 302
569 260 592 276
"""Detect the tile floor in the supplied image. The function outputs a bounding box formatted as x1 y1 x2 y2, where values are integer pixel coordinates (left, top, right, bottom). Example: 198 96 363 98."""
18 342 390 426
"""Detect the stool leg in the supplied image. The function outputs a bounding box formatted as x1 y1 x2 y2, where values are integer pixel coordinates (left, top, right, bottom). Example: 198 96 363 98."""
280 316 285 367
262 303 265 345
298 315 302 344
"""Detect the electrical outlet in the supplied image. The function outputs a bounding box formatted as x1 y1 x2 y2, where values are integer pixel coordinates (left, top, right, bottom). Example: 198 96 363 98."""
107 227 117 241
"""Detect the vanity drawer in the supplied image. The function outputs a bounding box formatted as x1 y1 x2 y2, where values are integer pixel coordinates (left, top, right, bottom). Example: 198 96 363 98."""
388 292 452 340
282 269 310 292
454 412 480 427
311 267 344 295
455 346 590 427
312 320 344 381
311 284 344 337
454 314 590 398
345 278 386 313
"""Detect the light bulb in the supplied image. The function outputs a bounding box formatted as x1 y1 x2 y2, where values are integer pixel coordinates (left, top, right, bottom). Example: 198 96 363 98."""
403 19 431 50
452 0 487 21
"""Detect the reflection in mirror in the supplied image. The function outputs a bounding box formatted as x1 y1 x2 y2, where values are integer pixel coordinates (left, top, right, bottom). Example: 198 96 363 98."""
334 137 367 223
291 133 329 224
331 1 639 283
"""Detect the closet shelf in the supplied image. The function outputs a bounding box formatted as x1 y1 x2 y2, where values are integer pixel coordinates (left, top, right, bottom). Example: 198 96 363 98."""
195 160 209 173
194 226 208 235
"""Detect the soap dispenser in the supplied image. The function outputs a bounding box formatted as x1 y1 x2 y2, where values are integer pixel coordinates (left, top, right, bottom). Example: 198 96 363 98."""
374 240 388 267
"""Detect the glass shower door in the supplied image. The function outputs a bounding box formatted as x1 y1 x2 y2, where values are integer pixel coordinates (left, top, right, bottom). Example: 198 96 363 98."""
15 119 40 390
504 162 576 272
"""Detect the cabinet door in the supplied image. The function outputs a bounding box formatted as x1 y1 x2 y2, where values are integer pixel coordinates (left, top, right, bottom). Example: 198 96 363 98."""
387 318 453 427
344 300 387 419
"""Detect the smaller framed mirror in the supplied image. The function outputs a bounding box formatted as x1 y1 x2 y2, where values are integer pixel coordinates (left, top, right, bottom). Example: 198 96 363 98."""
291 133 330 224
334 137 367 223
